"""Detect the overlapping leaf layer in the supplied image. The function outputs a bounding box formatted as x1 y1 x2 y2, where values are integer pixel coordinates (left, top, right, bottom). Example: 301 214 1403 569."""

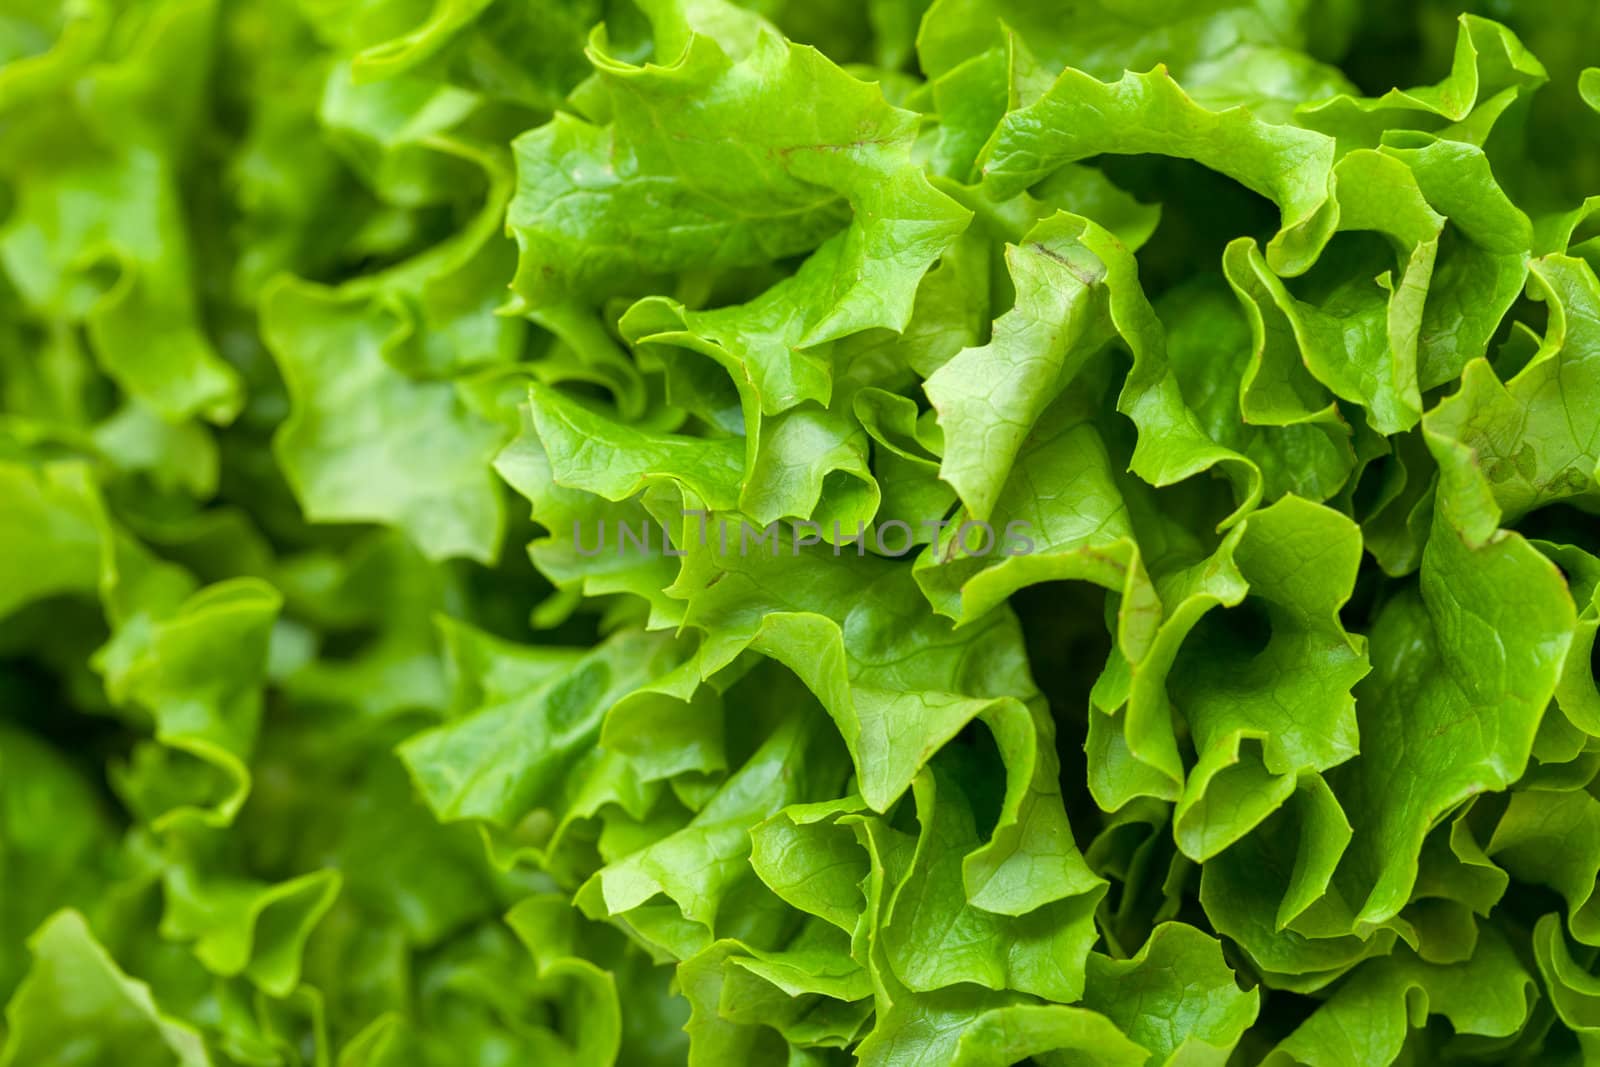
4 0 1600 1063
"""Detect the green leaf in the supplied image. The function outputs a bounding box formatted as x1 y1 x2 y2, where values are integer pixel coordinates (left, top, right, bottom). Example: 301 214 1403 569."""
1082 922 1259 1066
1 910 212 1066
1425 254 1600 542
399 628 691 826
263 276 509 563
977 66 1339 275
0 460 103 621
1261 925 1536 1067
508 13 970 341
1170 496 1369 861
1328 504 1574 927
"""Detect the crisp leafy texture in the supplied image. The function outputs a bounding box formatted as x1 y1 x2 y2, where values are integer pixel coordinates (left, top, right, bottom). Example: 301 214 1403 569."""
5 0 1600 1064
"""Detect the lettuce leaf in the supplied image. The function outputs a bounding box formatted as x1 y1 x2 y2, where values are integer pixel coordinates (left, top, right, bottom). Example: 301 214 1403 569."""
7 0 1600 1064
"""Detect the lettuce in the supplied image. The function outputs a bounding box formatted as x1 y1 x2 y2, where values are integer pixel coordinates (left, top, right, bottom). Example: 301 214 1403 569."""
4 0 1600 1064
